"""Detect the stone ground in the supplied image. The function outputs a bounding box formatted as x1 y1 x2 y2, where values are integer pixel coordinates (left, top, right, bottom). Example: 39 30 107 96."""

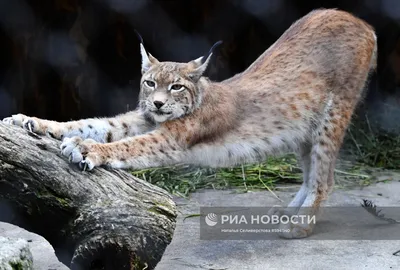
156 176 400 270
1 172 400 269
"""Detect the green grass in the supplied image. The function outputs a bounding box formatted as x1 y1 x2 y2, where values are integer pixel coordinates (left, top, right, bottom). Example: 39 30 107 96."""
131 155 302 197
345 115 400 169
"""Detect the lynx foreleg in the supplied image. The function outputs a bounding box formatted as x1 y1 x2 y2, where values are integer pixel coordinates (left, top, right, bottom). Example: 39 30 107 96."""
2 110 153 142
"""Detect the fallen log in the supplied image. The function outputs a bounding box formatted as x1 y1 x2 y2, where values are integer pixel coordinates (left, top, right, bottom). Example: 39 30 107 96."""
0 122 177 270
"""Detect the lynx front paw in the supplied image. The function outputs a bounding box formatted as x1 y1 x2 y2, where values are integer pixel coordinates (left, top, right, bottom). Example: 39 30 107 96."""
2 116 15 125
3 114 65 139
3 114 44 134
3 114 35 131
60 136 101 171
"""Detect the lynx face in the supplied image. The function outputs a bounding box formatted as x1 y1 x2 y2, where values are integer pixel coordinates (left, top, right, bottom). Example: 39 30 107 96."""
139 62 203 123
137 42 219 123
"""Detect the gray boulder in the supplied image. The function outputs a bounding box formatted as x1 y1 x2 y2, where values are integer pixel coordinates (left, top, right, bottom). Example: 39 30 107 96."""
0 236 33 270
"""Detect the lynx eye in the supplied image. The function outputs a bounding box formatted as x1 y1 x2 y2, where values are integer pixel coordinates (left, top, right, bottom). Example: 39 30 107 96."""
144 80 156 88
170 84 185 92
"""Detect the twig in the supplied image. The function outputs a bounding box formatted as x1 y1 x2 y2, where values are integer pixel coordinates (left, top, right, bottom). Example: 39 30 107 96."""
258 168 283 202
241 164 247 190
365 113 374 138
334 169 370 178
348 127 363 157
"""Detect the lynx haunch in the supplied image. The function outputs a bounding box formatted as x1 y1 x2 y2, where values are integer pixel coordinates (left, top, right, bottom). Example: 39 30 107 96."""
3 9 377 238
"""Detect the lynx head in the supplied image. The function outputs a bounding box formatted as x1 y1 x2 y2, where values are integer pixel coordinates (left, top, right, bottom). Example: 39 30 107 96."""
138 40 222 123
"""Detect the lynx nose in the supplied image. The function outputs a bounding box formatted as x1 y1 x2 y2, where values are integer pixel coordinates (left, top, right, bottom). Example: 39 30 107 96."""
153 101 165 109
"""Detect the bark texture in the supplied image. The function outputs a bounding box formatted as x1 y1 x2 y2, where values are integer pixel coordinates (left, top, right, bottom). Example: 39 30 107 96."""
0 122 177 270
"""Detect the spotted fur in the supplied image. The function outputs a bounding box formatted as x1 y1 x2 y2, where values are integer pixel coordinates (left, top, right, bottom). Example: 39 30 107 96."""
3 9 377 238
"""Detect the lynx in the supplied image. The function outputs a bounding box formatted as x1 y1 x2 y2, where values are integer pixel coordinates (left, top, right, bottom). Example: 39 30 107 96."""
3 9 377 238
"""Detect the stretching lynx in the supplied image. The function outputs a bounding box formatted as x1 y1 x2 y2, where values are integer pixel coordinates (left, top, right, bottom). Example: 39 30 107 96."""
3 9 377 238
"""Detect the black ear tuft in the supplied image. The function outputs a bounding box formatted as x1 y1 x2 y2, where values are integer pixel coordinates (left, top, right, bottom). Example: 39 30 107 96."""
208 41 223 56
202 40 223 63
134 29 144 44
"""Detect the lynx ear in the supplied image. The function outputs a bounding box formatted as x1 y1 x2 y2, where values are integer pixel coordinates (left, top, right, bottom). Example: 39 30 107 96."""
135 30 159 74
140 44 159 74
189 40 223 81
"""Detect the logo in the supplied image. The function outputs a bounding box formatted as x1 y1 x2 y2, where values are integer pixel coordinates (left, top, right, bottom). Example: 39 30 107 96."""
205 213 218 226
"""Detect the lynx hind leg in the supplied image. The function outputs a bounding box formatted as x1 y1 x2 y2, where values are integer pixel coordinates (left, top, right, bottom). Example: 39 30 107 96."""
327 159 337 195
278 101 353 239
287 143 312 209
269 143 312 217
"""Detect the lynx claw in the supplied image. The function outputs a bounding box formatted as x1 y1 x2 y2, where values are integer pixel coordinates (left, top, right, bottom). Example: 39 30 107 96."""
79 160 88 171
61 136 97 171
26 120 33 132
79 158 94 171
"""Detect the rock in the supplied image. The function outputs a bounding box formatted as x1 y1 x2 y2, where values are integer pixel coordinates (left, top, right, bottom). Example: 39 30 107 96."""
0 222 69 270
0 236 33 270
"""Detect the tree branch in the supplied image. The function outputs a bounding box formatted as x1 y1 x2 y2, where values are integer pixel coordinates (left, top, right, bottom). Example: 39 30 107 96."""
0 122 177 270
